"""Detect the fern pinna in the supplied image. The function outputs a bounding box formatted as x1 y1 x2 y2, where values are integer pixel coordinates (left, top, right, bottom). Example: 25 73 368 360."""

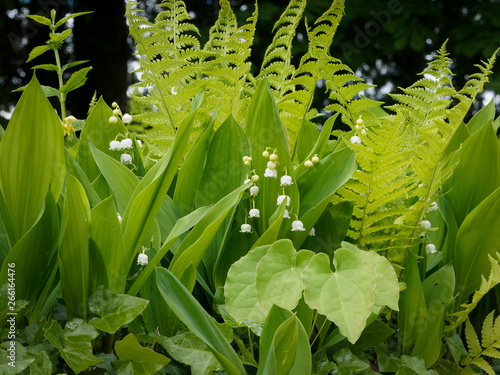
335 43 497 259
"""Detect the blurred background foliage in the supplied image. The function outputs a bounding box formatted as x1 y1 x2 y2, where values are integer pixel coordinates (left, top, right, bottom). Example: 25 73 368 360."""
1 0 499 128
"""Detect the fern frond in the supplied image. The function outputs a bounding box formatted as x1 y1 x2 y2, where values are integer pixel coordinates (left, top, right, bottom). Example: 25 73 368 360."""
334 112 418 251
447 253 500 332
461 311 500 375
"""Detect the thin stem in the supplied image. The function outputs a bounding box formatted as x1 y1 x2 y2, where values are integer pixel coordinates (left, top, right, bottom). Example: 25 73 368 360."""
53 47 66 119
248 327 254 358
310 316 328 348
308 311 319 340
151 327 159 351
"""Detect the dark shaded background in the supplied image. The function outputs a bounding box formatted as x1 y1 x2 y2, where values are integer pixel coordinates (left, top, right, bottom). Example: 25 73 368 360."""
1 0 499 128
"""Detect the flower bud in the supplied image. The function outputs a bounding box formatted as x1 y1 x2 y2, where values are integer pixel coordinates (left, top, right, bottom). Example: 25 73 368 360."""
262 150 270 158
269 153 278 162
304 160 313 168
122 113 133 124
267 161 276 169
109 116 118 124
312 156 320 164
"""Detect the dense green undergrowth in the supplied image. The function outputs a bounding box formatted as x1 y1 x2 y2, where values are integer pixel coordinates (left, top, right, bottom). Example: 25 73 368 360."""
1 1 500 374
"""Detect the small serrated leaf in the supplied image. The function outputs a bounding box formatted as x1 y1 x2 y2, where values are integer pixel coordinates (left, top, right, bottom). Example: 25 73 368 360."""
31 64 59 72
62 60 90 72
55 11 94 28
25 14 52 27
26 45 52 63
59 67 92 95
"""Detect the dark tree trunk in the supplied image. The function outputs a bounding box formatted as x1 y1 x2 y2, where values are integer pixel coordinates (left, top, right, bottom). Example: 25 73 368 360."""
72 0 131 118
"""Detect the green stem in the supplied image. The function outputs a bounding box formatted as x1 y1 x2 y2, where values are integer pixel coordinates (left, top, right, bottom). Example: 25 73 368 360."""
53 47 66 119
248 327 254 358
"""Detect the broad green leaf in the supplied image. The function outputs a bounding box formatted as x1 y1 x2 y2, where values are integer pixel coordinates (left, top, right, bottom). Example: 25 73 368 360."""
397 355 433 375
332 347 370 373
0 191 59 311
88 287 148 333
354 319 395 351
453 187 500 304
412 264 455 367
127 205 211 297
59 174 90 320
443 121 500 227
288 147 355 248
59 67 92 95
257 305 311 375
44 319 102 374
77 97 127 182
65 148 101 208
159 323 233 375
28 350 52 375
26 45 52 62
398 253 426 354
0 341 34 374
301 250 376 343
296 118 320 163
156 267 246 375
213 225 259 290
122 112 196 269
0 75 65 242
173 120 213 215
466 99 495 134
113 334 170 375
0 188 14 259
246 77 300 233
88 140 138 214
256 240 314 312
169 181 251 292
195 114 251 288
340 241 399 312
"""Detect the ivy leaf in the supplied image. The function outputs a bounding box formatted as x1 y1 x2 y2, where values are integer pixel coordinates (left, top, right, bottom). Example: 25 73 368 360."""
301 250 376 343
113 334 170 375
44 319 102 374
59 67 92 96
26 45 52 63
88 286 149 334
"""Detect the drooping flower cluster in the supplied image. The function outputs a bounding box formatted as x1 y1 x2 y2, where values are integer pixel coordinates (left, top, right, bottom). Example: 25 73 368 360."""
109 102 133 125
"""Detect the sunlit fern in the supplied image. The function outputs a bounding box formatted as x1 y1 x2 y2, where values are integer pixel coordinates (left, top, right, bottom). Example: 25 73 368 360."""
461 311 500 375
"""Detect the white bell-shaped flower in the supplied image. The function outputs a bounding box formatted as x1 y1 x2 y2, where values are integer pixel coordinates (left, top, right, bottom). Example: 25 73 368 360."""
109 140 122 151
277 195 290 206
137 139 143 148
109 116 118 124
120 154 133 165
117 212 122 224
121 138 133 150
427 202 438 212
425 244 437 254
264 168 278 178
244 178 251 184
284 209 290 219
280 175 293 186
240 223 252 233
122 113 133 124
250 185 259 196
291 220 306 231
249 208 260 218
137 253 148 266
350 136 362 144
309 227 315 236
420 220 431 229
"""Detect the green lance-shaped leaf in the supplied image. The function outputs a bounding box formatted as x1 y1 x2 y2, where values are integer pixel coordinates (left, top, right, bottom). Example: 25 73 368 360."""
88 286 148 333
78 97 127 182
122 111 196 268
0 190 59 311
44 319 102 374
256 239 314 313
225 245 271 327
246 77 300 233
169 181 251 292
257 305 311 375
466 98 496 135
453 186 500 305
296 118 320 163
443 121 500 227
89 196 127 293
301 249 376 343
156 267 246 375
65 149 101 208
0 74 65 243
113 333 170 375
59 174 91 320
88 140 138 214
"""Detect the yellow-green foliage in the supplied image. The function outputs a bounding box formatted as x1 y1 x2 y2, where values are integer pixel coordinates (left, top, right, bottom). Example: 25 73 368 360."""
334 43 497 257
461 311 500 375
447 253 500 332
